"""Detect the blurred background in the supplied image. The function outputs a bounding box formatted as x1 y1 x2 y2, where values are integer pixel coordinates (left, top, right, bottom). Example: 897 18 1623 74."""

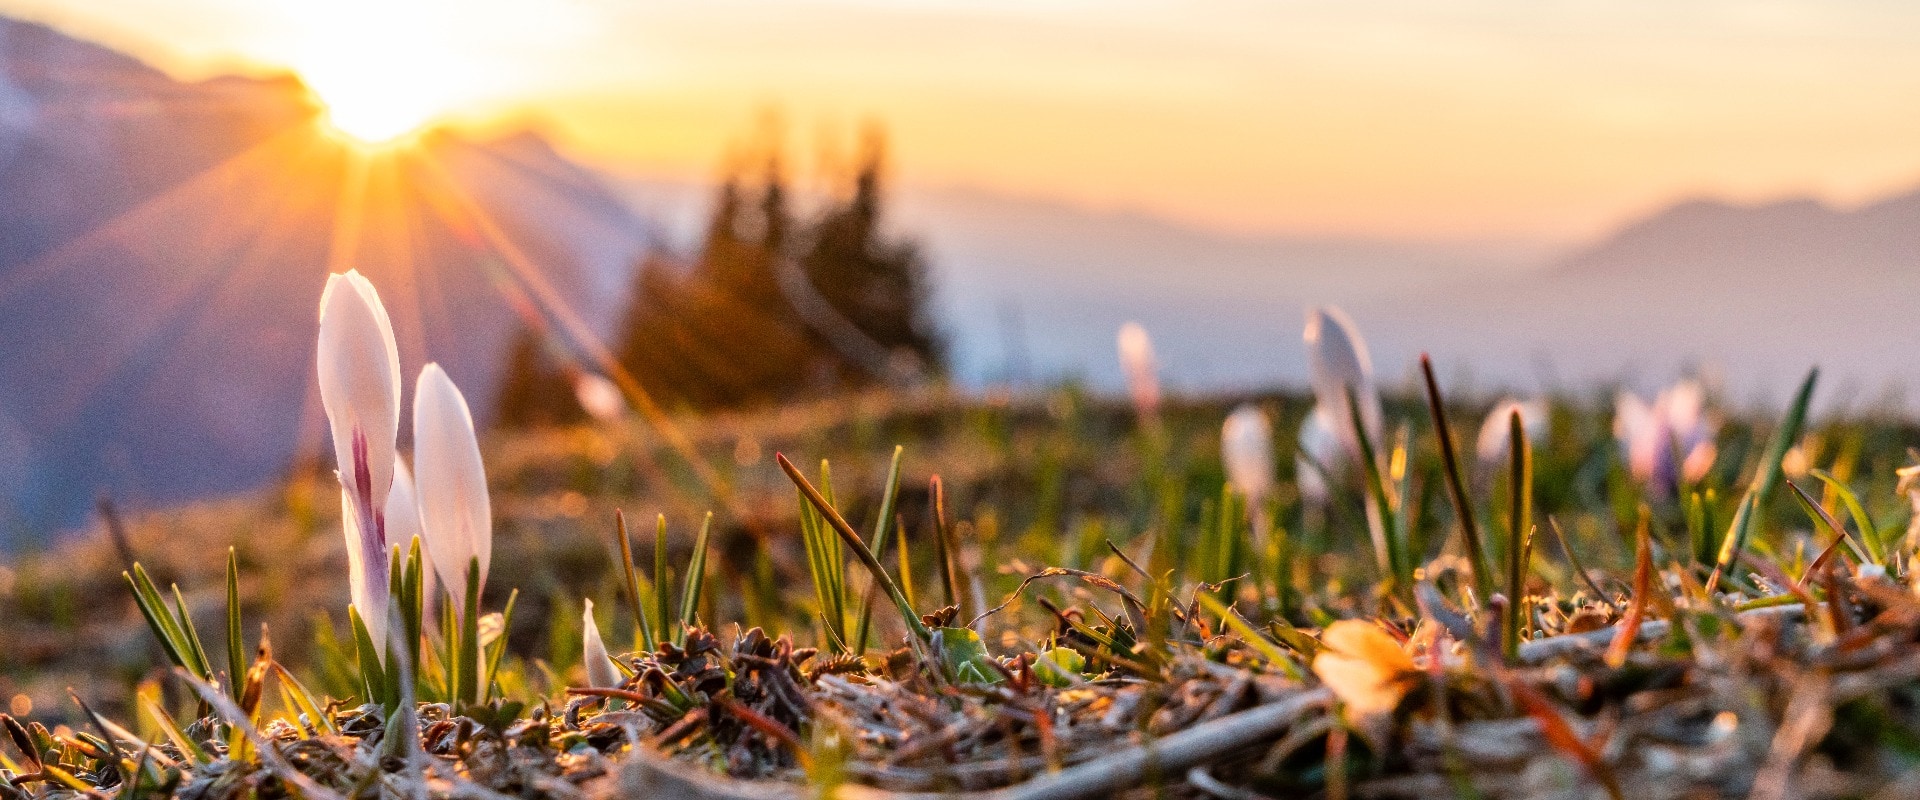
0 0 1918 539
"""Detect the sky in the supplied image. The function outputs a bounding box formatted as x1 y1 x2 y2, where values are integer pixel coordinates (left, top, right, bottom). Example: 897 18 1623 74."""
6 0 1920 243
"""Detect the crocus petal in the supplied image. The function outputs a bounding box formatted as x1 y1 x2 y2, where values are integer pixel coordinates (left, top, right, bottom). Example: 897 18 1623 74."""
1222 404 1275 503
1615 381 1718 493
1296 408 1344 505
1613 391 1664 486
1303 306 1383 464
1116 322 1160 418
1311 620 1414 747
1474 398 1550 465
582 599 621 690
387 457 436 620
317 270 401 522
413 363 492 617
386 456 423 552
341 487 387 659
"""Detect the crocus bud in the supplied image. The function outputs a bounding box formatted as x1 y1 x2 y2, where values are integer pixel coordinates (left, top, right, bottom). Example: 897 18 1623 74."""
573 372 626 423
1474 398 1549 465
1116 322 1161 422
1303 306 1383 466
317 269 401 655
581 599 621 690
413 363 492 617
1222 404 1275 504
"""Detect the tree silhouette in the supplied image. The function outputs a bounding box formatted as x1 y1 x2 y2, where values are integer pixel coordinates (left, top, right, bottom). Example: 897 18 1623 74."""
594 127 943 416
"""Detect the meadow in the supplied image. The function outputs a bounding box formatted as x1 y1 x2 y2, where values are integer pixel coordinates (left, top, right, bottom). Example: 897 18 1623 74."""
3 279 1920 800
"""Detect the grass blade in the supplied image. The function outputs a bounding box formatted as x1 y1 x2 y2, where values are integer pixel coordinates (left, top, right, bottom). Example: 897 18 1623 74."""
1713 367 1817 587
169 583 214 681
615 510 655 652
1504 409 1533 662
653 514 670 648
779 453 931 644
676 512 713 644
1808 469 1883 565
1345 388 1402 588
1421 355 1491 600
931 475 962 614
853 446 906 651
225 548 244 701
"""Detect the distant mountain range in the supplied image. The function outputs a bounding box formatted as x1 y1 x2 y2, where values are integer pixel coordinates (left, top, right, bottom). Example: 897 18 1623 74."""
862 183 1920 412
0 17 651 541
1367 190 1920 407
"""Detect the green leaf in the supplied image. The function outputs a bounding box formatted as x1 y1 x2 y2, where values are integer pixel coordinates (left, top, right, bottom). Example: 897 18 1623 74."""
457 557 482 707
484 589 519 703
169 583 214 681
271 662 337 737
348 605 386 706
931 627 1002 685
1033 647 1086 688
124 565 191 675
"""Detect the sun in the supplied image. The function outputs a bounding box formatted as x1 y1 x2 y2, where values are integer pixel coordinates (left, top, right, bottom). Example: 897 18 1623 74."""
284 2 477 145
302 47 457 145
310 78 435 145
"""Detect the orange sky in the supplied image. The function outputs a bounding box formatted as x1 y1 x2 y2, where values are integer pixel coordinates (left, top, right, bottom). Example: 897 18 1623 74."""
7 0 1920 242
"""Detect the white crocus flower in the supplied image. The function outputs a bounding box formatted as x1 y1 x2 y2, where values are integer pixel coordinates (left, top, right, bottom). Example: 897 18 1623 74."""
1614 380 1718 494
1303 306 1383 467
1223 404 1276 504
413 363 492 617
1474 398 1550 466
573 372 626 424
317 269 401 656
1116 322 1161 423
1224 404 1277 548
581 599 621 690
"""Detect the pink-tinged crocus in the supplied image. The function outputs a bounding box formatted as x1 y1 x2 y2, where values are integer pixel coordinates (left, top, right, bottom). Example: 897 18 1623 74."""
414 363 493 617
1303 306 1384 466
581 599 621 690
1614 380 1717 494
1474 398 1550 466
317 269 401 656
1116 322 1161 424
